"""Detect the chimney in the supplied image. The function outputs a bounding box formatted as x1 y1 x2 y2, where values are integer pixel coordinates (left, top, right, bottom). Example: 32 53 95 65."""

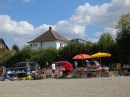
49 27 52 30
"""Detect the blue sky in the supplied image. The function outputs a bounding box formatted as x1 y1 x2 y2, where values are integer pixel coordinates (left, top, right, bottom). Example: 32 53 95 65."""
0 0 130 49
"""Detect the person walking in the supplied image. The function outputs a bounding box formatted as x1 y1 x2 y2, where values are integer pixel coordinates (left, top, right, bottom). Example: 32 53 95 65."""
51 61 56 78
73 60 78 78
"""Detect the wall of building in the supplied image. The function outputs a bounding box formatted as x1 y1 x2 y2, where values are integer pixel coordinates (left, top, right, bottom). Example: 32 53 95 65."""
29 42 41 50
42 41 56 49
29 40 67 50
56 40 67 49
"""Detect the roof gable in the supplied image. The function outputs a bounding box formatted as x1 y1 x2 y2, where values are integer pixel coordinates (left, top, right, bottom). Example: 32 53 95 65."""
0 38 9 50
28 27 68 43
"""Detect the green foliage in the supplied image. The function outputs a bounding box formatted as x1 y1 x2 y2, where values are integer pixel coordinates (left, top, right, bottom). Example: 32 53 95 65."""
12 44 19 51
0 50 16 67
95 32 117 64
97 32 116 52
116 13 130 63
20 45 35 62
62 74 66 78
29 48 59 68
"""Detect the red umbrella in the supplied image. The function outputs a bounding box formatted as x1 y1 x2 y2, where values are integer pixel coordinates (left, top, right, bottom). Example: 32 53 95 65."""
73 54 90 59
73 54 90 67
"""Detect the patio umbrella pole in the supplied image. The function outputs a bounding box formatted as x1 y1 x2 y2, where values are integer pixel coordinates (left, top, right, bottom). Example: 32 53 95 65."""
100 58 101 65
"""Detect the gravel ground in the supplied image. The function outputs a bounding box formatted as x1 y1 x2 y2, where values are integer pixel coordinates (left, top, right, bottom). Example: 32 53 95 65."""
0 76 130 97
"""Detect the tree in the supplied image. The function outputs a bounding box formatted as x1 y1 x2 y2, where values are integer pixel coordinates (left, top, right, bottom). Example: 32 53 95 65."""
97 32 116 52
97 32 118 64
12 44 19 51
116 13 130 63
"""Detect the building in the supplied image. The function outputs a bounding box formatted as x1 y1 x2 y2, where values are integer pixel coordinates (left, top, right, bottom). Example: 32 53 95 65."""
71 38 88 43
27 27 69 50
0 38 9 51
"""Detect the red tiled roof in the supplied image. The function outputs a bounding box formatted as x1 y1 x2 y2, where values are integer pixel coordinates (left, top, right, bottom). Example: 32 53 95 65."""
28 27 68 43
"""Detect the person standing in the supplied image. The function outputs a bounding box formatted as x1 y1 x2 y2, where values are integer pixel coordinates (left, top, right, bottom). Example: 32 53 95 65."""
45 62 50 70
26 63 30 77
116 62 121 76
44 62 50 78
0 66 6 76
73 60 78 78
51 61 56 78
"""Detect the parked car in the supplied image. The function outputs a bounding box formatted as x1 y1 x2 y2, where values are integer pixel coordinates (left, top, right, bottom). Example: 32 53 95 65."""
8 62 41 72
54 61 73 74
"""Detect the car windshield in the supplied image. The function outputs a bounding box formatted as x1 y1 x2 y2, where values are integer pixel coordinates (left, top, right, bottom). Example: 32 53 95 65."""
19 63 26 67
28 63 37 67
55 63 64 66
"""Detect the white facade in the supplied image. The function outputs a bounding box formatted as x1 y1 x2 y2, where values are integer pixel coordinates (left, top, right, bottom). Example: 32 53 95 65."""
29 40 67 50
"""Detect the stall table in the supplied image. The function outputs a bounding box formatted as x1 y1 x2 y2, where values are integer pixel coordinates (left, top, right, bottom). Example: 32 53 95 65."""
87 69 102 77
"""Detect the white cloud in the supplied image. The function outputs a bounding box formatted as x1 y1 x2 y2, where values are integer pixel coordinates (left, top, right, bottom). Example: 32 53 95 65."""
93 32 103 37
0 15 51 49
55 0 130 40
1 0 130 49
105 27 118 38
23 0 30 3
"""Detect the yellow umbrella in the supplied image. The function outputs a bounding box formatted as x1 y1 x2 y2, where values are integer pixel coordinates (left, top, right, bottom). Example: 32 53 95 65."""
90 52 111 64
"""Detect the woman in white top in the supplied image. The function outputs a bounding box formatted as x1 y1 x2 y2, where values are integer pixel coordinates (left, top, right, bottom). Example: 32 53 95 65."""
51 61 56 77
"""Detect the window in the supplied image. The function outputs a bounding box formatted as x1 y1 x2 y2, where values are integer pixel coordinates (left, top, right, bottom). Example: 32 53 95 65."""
32 44 37 47
0 44 3 48
60 43 63 47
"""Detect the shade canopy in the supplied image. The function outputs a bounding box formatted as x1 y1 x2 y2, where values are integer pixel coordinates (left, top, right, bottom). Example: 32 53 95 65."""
90 52 111 65
73 54 90 67
73 54 90 59
90 52 111 58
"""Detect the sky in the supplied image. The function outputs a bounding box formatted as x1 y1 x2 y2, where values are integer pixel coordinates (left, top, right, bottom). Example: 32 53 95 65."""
0 0 130 49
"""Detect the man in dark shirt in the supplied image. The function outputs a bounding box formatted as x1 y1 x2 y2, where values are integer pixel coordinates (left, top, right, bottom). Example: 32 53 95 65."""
90 59 95 65
45 62 50 69
73 60 78 78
